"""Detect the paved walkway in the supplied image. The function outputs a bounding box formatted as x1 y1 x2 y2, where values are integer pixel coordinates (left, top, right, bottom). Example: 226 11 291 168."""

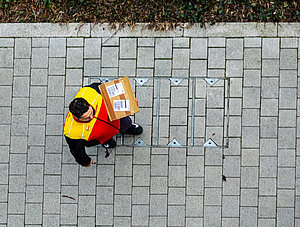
0 23 300 226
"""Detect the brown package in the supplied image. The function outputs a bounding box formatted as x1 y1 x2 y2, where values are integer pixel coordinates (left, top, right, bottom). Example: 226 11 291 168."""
99 76 139 121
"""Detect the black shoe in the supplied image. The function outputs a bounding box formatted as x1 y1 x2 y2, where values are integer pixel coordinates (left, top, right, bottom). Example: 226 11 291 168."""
124 123 143 135
102 138 116 148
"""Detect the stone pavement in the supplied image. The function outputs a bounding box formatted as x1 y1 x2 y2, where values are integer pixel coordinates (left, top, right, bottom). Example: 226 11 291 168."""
0 22 300 226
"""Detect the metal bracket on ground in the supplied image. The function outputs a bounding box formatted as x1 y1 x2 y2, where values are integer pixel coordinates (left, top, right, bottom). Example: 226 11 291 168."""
167 139 182 147
204 78 219 86
135 78 149 86
203 138 218 147
132 138 148 147
169 78 183 86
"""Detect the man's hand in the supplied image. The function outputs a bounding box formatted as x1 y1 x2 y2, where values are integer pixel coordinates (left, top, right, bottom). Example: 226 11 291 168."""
83 160 95 167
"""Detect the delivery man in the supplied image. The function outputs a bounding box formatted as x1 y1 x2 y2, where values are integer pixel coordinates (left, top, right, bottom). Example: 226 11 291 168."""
63 83 143 167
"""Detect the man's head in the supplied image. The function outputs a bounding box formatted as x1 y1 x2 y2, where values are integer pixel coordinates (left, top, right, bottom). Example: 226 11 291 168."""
69 98 94 122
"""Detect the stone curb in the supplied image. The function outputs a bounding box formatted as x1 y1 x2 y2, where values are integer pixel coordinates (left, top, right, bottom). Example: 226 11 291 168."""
0 22 300 37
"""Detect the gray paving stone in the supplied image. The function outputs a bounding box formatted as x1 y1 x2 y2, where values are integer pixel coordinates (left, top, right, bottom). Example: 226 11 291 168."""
49 38 66 57
154 59 171 77
222 218 239 227
66 48 83 68
262 78 279 99
43 193 60 214
0 86 12 107
30 68 48 86
115 155 132 177
7 214 24 227
191 38 207 59
114 216 131 227
28 125 45 146
61 186 78 204
171 86 188 107
258 197 276 218
190 60 207 77
101 47 118 67
0 146 9 163
31 48 48 68
229 78 242 97
226 39 243 59
228 116 241 137
32 38 49 47
204 188 221 205
241 189 258 206
96 186 113 204
29 108 46 125
278 168 295 189
114 195 131 216
173 37 189 48
224 156 240 177
9 175 25 193
208 38 225 47
257 219 275 227
48 58 65 75
280 49 297 69
186 196 203 218
46 115 63 136
9 153 27 175
0 164 8 184
14 59 30 76
150 194 167 216
243 69 261 87
262 59 279 77
48 76 65 97
0 107 11 125
78 195 95 216
208 48 225 68
261 99 278 116
96 165 114 186
138 38 154 47
12 98 29 115
137 47 154 67
205 166 222 187
65 68 82 86
44 154 62 175
44 175 61 193
114 177 132 195
243 88 260 108
223 178 240 196
262 38 280 58
8 193 25 214
62 164 78 185
259 178 276 196
280 70 297 87
13 77 30 97
155 38 172 58
149 217 167 227
0 38 14 47
279 88 297 109
84 38 101 58
133 147 150 165
260 117 278 138
241 167 258 188
168 188 185 205
26 164 43 185
244 48 261 69
187 156 204 177
43 215 60 227
60 204 77 225
133 165 150 186
242 109 259 126
173 49 190 69
281 38 298 48
279 110 296 128
203 206 221 227
15 38 31 58
119 59 136 76
30 86 47 107
240 207 257 227
277 189 295 207
278 128 296 149
84 59 101 77
0 48 13 67
226 60 243 77
168 206 185 226
102 37 119 46
277 208 294 227
132 205 149 226
66 38 83 47
242 149 259 166
132 186 149 204
11 115 28 136
151 155 168 176
0 68 13 85
222 196 239 217
150 176 167 194
119 38 137 59
242 127 259 148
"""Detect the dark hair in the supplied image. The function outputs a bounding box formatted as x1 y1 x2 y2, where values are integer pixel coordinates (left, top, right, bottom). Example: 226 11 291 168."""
69 98 90 119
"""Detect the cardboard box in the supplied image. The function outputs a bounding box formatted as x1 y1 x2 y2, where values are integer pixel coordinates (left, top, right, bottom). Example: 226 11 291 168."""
99 76 139 121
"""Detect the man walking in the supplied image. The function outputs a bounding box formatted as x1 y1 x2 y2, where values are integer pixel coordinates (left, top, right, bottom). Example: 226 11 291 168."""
63 83 143 167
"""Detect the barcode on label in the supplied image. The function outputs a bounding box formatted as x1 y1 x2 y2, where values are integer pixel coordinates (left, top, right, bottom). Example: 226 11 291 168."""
106 83 125 98
113 100 130 111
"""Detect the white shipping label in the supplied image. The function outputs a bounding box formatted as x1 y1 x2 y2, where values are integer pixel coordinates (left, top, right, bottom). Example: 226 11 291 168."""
106 83 125 98
113 100 130 111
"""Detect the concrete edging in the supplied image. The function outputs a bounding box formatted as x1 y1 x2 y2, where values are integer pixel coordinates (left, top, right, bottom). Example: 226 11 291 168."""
0 22 300 38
